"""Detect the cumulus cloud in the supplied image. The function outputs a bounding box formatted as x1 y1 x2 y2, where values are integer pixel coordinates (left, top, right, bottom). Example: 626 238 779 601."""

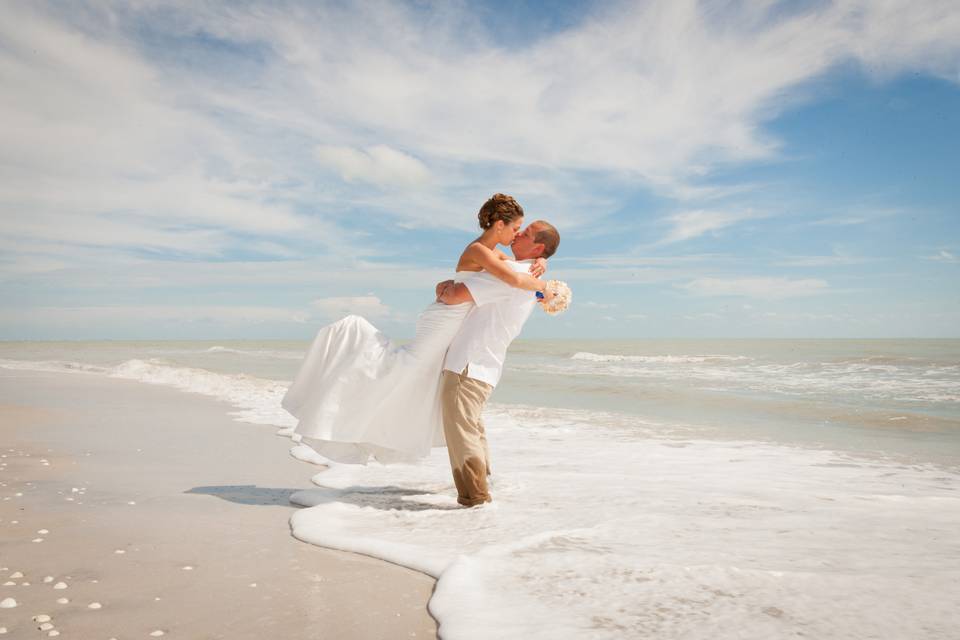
680 277 829 299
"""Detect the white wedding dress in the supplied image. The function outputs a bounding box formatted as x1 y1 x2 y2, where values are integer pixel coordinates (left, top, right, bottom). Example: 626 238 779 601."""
281 278 480 464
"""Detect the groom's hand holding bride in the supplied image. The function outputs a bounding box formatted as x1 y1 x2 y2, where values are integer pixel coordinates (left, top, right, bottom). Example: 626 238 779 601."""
435 279 455 302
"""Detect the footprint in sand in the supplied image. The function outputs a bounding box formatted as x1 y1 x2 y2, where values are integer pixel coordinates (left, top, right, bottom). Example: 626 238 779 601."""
38 622 54 631
53 582 67 590
33 615 51 623
56 598 69 604
0 598 16 608
8 572 22 579
43 576 53 583
150 630 165 637
88 602 102 609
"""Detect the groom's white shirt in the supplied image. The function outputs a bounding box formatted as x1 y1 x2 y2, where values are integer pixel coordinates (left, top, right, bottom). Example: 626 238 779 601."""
443 259 538 387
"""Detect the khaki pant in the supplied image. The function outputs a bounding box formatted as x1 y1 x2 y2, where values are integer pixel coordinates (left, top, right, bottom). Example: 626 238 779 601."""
440 369 494 506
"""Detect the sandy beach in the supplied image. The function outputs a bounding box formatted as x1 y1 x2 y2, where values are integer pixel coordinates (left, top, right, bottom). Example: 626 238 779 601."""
0 369 437 639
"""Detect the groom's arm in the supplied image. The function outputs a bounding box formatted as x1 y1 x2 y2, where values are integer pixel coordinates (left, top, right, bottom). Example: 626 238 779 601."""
436 272 526 306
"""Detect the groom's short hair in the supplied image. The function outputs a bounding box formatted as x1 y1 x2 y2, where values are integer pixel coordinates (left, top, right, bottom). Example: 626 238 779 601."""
532 221 560 258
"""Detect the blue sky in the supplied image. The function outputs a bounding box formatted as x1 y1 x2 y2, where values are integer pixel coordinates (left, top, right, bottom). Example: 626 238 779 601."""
1 0 958 340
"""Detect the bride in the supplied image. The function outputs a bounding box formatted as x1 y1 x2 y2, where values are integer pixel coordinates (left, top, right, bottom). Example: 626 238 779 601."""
281 194 555 464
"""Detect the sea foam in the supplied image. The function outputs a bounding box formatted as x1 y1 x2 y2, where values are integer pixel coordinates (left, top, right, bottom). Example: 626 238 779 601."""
288 403 960 639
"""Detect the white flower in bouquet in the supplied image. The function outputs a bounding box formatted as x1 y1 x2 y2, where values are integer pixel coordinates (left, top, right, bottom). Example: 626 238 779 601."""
539 280 572 315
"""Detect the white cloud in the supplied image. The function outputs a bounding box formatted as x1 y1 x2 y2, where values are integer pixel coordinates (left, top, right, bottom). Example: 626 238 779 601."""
314 144 430 187
680 277 829 299
683 312 724 321
0 304 308 327
311 295 392 320
806 206 906 227
659 210 761 244
776 254 873 267
924 250 959 264
3 0 959 252
2 1 959 339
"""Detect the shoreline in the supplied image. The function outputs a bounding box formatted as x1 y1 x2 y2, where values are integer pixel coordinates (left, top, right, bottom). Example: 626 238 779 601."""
0 369 438 639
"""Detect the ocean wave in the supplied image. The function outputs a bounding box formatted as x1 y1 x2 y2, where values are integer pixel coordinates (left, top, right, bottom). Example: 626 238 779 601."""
0 357 108 375
108 359 294 426
571 352 751 364
0 356 295 427
205 345 303 360
522 358 960 404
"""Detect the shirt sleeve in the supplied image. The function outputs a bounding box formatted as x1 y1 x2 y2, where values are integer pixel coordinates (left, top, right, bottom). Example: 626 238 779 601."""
459 272 528 307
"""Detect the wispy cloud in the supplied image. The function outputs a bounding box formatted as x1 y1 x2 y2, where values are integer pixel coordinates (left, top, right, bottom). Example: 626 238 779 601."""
924 250 959 264
311 295 393 320
680 277 829 300
583 301 619 310
314 145 431 187
1 1 959 338
806 206 908 227
775 253 874 267
0 305 310 327
658 210 763 244
6 0 959 253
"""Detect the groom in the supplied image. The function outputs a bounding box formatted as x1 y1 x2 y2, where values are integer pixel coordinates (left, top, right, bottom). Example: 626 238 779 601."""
434 220 560 506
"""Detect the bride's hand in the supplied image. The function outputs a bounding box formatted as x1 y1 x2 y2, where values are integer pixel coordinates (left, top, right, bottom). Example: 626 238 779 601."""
539 285 556 305
529 258 547 278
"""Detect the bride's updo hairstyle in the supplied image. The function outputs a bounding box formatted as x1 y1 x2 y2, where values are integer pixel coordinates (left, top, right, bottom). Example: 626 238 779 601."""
478 193 524 230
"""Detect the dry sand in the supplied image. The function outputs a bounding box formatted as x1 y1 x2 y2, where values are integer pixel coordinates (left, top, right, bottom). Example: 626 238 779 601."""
0 369 437 639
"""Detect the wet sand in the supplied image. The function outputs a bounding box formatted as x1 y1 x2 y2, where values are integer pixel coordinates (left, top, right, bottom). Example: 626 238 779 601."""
0 369 437 639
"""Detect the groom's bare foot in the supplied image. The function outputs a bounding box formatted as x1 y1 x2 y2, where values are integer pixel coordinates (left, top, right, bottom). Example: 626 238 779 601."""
457 495 492 507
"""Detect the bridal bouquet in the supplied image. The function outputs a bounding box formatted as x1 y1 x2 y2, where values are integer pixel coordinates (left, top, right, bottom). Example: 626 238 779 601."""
537 280 572 315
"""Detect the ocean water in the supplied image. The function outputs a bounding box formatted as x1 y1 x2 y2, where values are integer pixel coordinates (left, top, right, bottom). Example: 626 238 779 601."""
2 339 959 639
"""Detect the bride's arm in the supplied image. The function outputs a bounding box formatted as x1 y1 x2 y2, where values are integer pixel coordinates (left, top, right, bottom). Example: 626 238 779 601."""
460 243 547 294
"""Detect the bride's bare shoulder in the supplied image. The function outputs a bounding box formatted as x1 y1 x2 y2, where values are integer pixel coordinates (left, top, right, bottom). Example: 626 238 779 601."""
456 240 488 272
